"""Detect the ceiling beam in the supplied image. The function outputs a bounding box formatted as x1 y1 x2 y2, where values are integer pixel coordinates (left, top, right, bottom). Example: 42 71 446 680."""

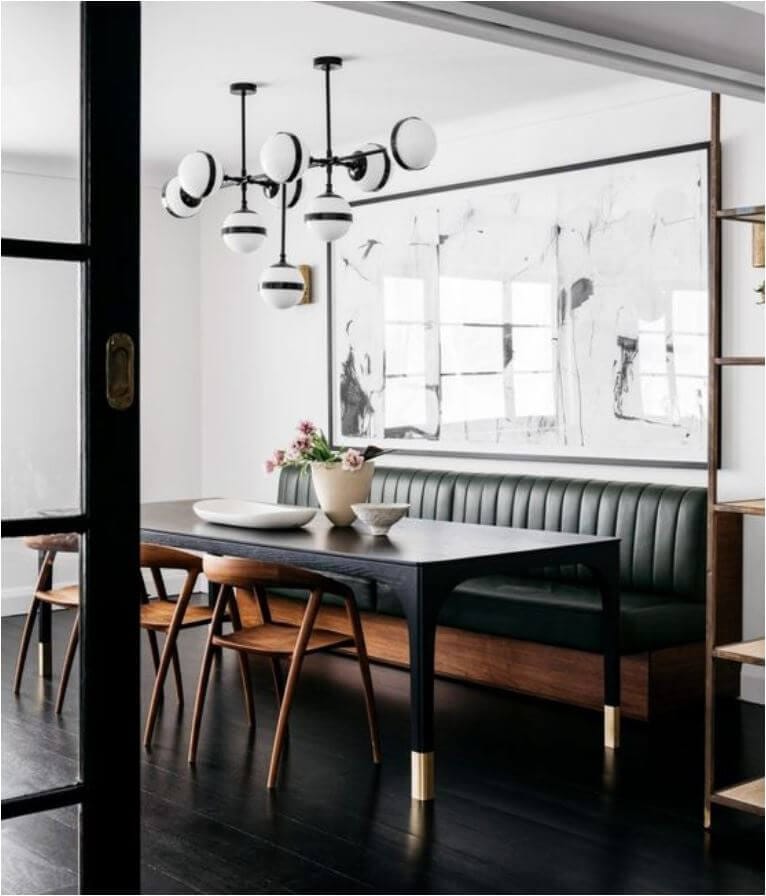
326 1 764 102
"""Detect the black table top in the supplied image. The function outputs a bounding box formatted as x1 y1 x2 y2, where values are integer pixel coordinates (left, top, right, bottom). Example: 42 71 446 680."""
141 500 618 568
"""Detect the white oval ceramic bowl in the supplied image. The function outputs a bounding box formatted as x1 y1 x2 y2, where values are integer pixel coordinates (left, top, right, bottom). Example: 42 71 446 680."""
193 499 316 530
351 502 410 536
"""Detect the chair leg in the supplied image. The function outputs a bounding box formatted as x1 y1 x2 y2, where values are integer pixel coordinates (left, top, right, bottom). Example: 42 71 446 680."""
55 612 80 715
147 629 161 671
345 598 381 764
188 585 231 764
144 632 181 748
227 591 255 728
13 598 42 695
267 590 322 789
270 658 286 709
171 644 184 705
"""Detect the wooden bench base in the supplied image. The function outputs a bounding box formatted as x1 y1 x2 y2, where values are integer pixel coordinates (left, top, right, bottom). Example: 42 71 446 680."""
254 597 737 721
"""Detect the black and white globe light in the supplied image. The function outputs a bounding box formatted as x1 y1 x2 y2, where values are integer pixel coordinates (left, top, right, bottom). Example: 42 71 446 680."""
259 262 304 309
161 176 202 218
390 117 437 171
221 208 267 254
304 190 353 242
263 178 303 209
260 132 309 184
348 143 391 192
177 150 224 199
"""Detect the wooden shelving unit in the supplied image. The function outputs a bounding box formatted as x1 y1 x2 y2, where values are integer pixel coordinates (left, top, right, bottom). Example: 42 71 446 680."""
704 94 765 830
711 778 765 816
713 499 765 516
714 356 765 366
713 639 765 666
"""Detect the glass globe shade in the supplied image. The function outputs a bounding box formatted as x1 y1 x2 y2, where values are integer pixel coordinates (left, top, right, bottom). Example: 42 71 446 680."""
304 191 353 242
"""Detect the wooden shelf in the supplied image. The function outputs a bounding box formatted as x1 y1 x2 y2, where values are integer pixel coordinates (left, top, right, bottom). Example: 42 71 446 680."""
713 499 765 516
714 356 765 366
717 206 765 223
713 638 765 666
711 778 765 816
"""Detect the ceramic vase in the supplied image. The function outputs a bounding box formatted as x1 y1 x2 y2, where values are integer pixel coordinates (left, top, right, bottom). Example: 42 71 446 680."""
310 461 374 526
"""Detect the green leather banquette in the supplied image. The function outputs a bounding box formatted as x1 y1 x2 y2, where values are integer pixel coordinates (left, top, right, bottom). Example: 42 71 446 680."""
277 466 707 656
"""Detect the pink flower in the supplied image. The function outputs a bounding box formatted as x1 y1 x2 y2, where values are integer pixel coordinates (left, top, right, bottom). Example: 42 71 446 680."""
264 449 286 474
291 434 311 454
341 448 364 472
298 419 317 436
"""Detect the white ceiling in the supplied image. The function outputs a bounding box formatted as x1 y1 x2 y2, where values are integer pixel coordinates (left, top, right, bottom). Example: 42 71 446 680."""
1 0 637 179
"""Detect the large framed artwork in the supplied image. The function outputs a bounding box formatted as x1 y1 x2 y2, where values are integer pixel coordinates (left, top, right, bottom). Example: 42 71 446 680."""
329 143 709 466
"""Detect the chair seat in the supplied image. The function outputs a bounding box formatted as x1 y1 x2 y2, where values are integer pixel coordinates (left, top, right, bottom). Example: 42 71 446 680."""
140 599 218 631
213 622 354 656
35 585 79 608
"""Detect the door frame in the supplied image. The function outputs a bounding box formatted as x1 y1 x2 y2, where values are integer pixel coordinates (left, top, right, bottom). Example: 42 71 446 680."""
1 3 142 892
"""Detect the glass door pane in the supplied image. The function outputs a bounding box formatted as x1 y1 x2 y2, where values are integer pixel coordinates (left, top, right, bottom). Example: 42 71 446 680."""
1 0 80 242
1 258 81 521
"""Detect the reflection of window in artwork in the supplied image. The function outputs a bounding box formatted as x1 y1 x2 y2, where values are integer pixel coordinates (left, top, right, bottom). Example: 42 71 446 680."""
439 277 505 424
383 276 560 431
383 277 428 429
509 282 555 417
671 289 707 422
637 290 707 424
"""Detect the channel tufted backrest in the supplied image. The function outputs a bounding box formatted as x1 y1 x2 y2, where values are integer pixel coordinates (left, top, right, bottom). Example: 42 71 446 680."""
369 467 457 520
277 466 706 600
448 473 706 599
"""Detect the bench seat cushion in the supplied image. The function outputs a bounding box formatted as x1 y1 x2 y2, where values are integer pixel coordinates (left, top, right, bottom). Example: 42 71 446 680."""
376 577 704 653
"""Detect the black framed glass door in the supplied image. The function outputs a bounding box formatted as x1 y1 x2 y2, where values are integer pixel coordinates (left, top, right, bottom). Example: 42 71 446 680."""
1 3 141 892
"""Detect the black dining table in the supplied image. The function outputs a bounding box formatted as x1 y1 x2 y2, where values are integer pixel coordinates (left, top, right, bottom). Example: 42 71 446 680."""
141 500 621 801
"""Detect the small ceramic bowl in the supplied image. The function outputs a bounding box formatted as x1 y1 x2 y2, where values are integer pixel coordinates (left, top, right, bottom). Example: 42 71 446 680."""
351 502 410 536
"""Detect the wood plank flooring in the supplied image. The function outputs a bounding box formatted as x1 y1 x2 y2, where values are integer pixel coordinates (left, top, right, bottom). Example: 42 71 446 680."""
2 609 764 894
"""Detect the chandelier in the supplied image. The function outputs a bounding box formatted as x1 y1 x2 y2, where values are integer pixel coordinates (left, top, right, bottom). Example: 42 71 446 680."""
162 56 437 308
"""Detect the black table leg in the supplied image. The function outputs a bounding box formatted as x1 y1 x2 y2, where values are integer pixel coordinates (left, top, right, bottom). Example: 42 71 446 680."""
399 576 443 802
591 541 621 749
37 549 52 678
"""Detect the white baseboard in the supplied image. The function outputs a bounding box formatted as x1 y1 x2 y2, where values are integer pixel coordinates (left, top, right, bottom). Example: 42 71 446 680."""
1 587 40 618
1 570 202 618
741 667 765 705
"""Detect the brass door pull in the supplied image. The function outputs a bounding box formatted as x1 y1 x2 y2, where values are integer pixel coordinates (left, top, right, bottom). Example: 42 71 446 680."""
106 333 135 410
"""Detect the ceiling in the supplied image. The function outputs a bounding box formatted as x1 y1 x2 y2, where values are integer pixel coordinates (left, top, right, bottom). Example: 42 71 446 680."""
1 0 637 180
481 1 765 75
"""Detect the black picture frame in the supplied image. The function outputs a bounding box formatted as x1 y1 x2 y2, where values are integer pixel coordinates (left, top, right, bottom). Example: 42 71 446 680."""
327 141 710 469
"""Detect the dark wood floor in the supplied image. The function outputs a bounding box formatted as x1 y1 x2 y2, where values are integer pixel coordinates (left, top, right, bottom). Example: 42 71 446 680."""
2 609 764 895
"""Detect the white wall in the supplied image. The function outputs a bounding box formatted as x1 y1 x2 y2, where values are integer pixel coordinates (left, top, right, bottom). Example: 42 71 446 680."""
199 81 765 701
1 168 202 613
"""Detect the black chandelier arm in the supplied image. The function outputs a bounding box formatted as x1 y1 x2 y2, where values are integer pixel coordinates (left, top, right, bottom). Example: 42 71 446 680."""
323 63 333 191
239 89 248 209
246 173 276 188
309 147 386 168
279 185 287 264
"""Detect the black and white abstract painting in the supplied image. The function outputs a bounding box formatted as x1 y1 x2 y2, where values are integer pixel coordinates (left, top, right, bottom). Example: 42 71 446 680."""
331 146 708 465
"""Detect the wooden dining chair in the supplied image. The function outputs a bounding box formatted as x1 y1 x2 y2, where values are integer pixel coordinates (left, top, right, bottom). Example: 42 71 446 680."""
189 555 381 788
139 543 226 747
15 539 217 744
13 533 80 714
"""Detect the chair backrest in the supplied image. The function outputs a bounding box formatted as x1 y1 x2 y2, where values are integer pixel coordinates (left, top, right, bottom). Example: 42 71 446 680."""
203 554 352 599
140 543 202 572
140 543 202 602
24 533 80 553
277 465 707 600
